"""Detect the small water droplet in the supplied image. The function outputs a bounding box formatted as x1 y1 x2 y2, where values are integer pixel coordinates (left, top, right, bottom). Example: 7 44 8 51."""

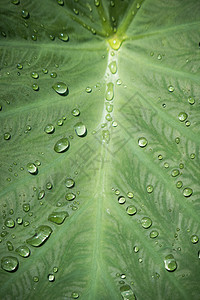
1 256 19 272
52 82 68 95
120 285 136 300
72 108 80 117
12 0 20 4
185 120 191 127
106 82 114 101
74 122 87 137
16 217 23 225
164 254 177 272
31 72 39 79
126 205 137 215
32 83 39 91
17 63 23 69
6 241 14 251
66 178 75 188
138 137 148 148
191 235 199 244
57 0 64 5
26 225 52 247
27 163 38 174
116 79 122 85
38 190 45 200
44 124 55 134
141 217 152 229
53 266 58 273
71 292 79 299
188 96 195 105
109 61 117 74
146 185 153 193
150 230 159 238
42 68 48 74
23 203 30 212
171 169 180 177
168 85 174 92
65 193 76 201
21 9 29 19
176 181 183 189
58 33 69 42
133 246 139 253
118 196 126 204
158 154 163 160
183 188 193 197
54 138 70 153
190 153 195 159
15 245 30 257
85 87 92 93
46 182 52 190
48 274 55 282
5 218 15 228
50 72 57 78
127 192 133 198
48 211 69 224
4 133 11 140
94 0 100 7
57 119 64 126
178 112 188 122
175 137 180 144
164 162 169 168
33 276 39 282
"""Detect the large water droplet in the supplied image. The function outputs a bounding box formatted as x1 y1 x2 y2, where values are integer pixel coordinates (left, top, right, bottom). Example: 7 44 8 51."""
138 137 148 148
126 205 137 215
27 163 38 174
21 9 29 19
65 193 76 201
183 187 193 197
26 225 52 247
178 112 188 122
191 235 199 244
5 218 15 228
118 196 126 204
4 133 11 140
164 254 177 272
15 245 30 257
44 124 55 134
1 256 19 272
48 211 69 224
109 61 117 74
31 72 39 79
52 82 68 95
58 33 69 42
106 82 114 101
141 217 152 229
54 138 70 153
74 122 87 137
66 178 75 188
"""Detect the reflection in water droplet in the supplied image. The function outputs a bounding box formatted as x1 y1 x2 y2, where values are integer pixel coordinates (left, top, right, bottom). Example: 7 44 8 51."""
26 225 52 247
126 205 137 215
150 230 159 238
85 87 92 93
48 211 69 224
58 33 69 41
44 124 55 134
141 217 152 229
74 122 87 137
183 188 193 197
118 196 126 204
15 245 30 257
32 84 39 91
133 246 139 253
1 256 19 272
46 182 52 190
106 82 114 101
27 163 38 174
120 285 136 300
178 112 188 122
164 254 177 272
33 276 39 282
54 138 70 153
52 82 68 95
138 137 148 148
16 217 23 225
50 72 57 78
191 235 199 244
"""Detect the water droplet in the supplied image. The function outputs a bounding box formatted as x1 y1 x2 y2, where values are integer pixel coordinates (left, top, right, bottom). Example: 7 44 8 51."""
109 61 117 74
118 196 126 204
42 68 48 74
65 193 76 201
102 130 110 143
188 96 195 105
31 34 37 41
7 241 14 251
71 292 79 299
52 82 68 95
106 82 114 101
178 112 188 122
164 162 169 168
66 178 75 188
183 188 193 197
16 217 23 225
190 153 195 159
141 217 152 229
179 163 184 169
35 160 41 166
115 189 120 195
164 254 177 272
185 120 191 127
23 203 30 212
12 0 20 4
33 276 39 282
21 9 29 19
171 169 180 177
57 0 64 5
150 230 159 238
73 8 79 15
158 154 163 160
27 163 38 174
17 63 23 69
127 192 133 198
54 138 70 153
191 235 199 244
74 122 87 137
32 83 39 91
46 182 52 190
1 256 19 272
48 211 69 224
138 137 148 148
72 108 80 116
15 245 30 257
116 79 122 85
48 274 55 282
126 205 137 215
120 285 136 300
5 218 15 228
175 137 180 144
108 37 122 50
26 225 52 247
106 103 113 113
94 0 100 7
50 72 57 78
58 32 69 42
53 266 58 273
4 133 11 140
44 124 55 134
168 85 174 92
146 185 153 193
176 181 183 189
157 54 162 60
38 190 45 200
31 72 39 79
133 246 139 253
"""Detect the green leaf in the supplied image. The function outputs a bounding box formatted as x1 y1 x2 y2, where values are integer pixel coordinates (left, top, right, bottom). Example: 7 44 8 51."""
0 0 200 299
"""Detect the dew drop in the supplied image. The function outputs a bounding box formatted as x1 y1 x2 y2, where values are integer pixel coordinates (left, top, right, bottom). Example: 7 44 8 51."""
23 203 30 212
102 130 110 143
188 96 195 105
57 0 64 5
65 193 76 201
17 63 23 69
72 292 79 299
38 190 45 200
12 0 20 4
46 182 52 190
85 87 92 93
150 230 159 238
33 276 39 282
183 188 193 197
52 82 68 95
53 266 58 273
72 108 80 117
141 217 152 229
74 122 87 137
127 192 133 199
120 285 136 300
5 218 15 228
4 133 11 140
118 196 126 204
42 68 48 74
164 254 177 272
66 178 75 188
178 112 188 122
126 205 137 215
16 217 23 225
6 241 14 251
15 245 30 257
175 137 180 144
171 169 180 177
32 83 39 91
133 246 139 253
27 163 38 174
190 153 195 159
109 61 117 74
31 72 39 79
106 82 114 101
191 235 199 244
138 137 148 148
54 138 70 153
26 225 52 247
94 0 100 7
106 103 113 113
1 256 19 272
176 181 183 189
57 119 63 126
168 85 174 92
58 33 69 42
44 124 55 134
50 72 57 78
21 9 29 19
146 185 153 193
48 211 69 224
48 274 55 282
